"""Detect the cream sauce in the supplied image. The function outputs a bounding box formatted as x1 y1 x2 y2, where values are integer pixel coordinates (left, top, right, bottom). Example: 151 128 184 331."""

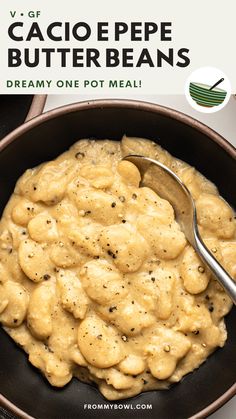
0 136 235 400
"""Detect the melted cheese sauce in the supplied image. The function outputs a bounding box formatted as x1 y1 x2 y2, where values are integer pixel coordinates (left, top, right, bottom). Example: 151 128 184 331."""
0 136 235 400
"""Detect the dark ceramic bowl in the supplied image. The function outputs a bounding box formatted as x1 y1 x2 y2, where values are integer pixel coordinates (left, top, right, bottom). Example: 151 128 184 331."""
0 100 235 419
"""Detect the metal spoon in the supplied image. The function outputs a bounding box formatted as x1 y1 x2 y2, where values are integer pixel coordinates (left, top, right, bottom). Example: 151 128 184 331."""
123 154 236 304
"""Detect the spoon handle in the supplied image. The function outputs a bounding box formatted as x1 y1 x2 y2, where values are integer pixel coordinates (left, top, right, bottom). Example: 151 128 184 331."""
194 230 236 305
209 77 224 91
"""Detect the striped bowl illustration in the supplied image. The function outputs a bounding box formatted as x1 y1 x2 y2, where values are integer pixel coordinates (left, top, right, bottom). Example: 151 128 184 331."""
189 82 227 107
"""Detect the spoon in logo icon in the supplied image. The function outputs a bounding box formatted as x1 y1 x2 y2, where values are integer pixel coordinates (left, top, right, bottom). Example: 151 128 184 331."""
209 77 224 91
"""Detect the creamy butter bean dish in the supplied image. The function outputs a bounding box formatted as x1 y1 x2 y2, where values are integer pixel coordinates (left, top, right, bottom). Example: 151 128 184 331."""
0 136 235 400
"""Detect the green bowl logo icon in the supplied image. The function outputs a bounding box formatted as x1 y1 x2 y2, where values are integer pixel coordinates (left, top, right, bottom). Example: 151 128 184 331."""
189 82 227 108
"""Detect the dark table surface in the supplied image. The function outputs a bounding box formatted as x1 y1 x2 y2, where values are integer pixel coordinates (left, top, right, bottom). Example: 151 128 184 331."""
0 95 33 141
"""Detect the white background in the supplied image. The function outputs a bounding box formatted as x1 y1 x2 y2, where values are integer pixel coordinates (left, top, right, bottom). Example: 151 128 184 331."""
1 0 236 94
44 93 236 418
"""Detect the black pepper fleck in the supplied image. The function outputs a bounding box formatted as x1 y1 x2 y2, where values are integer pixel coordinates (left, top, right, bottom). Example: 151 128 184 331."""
75 152 85 159
109 306 117 313
97 334 103 340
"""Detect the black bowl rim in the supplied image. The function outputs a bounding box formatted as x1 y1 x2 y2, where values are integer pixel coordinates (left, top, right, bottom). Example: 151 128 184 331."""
0 98 235 419
0 99 235 158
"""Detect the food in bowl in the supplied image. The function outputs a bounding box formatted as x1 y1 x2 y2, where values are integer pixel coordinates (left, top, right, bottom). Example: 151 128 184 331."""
0 136 235 400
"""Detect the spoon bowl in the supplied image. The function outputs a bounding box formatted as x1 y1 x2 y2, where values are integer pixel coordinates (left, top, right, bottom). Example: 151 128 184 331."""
123 154 236 305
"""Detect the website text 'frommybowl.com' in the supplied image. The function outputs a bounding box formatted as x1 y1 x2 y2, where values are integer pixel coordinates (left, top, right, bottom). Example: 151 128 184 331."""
83 403 153 411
